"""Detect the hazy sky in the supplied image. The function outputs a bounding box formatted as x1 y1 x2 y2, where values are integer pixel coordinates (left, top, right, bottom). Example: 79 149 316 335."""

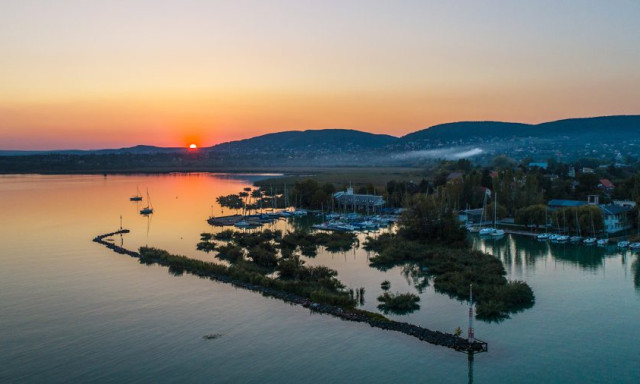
1 0 639 149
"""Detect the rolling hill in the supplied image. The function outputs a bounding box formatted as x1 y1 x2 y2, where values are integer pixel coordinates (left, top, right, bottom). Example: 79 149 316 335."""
207 129 397 153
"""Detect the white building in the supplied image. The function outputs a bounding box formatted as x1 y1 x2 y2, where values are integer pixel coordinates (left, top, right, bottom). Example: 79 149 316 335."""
333 187 385 211
599 204 633 234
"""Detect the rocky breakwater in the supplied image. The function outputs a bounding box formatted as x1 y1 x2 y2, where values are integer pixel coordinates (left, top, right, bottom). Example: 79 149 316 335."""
92 229 487 353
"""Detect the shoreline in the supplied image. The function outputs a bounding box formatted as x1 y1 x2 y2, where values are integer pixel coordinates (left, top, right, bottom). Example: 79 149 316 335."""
93 229 488 354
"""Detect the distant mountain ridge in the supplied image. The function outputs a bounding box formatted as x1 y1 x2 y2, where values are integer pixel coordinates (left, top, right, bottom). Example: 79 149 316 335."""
400 115 640 143
1 115 639 156
208 129 397 152
0 145 186 156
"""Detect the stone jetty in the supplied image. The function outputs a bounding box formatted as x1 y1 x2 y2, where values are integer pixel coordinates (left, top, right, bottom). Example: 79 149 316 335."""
93 229 488 353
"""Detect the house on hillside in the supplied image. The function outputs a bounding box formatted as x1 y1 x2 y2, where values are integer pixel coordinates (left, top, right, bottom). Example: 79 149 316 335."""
333 187 385 212
598 179 615 193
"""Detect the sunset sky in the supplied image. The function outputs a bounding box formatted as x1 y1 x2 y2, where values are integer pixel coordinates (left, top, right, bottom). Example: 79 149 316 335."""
1 0 639 150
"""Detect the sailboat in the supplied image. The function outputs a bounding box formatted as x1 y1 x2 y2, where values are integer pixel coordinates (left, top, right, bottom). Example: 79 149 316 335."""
570 210 582 243
129 185 143 201
583 210 596 245
470 195 487 233
537 208 550 240
478 193 495 236
490 193 505 237
139 189 153 215
629 214 640 250
555 210 569 242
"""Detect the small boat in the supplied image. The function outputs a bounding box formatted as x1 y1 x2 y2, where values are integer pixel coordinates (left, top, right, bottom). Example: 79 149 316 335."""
479 227 494 236
556 235 569 243
234 220 253 228
549 234 560 241
536 233 550 240
583 237 596 245
618 241 630 248
629 242 640 251
491 229 505 237
570 236 582 243
597 238 609 246
139 189 153 215
130 185 143 201
335 224 356 231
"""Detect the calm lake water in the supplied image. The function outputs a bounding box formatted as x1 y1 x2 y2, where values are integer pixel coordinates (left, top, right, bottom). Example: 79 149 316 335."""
1 174 639 383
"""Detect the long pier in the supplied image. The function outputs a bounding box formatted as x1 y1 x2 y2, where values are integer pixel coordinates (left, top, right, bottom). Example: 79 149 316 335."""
93 229 488 354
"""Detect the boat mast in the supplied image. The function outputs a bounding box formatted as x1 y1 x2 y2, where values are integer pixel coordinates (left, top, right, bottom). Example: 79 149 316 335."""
494 192 497 229
468 284 474 343
545 208 548 234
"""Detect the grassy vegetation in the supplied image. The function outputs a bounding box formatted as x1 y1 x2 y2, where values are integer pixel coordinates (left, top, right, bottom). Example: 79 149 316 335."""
377 292 421 315
254 167 431 189
140 247 355 307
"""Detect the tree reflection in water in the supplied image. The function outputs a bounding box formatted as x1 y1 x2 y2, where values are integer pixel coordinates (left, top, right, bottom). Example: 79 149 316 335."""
633 257 640 291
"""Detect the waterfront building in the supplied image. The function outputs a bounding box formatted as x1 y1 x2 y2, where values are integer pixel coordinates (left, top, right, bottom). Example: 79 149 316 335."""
547 199 586 211
547 197 634 234
458 208 485 225
333 187 385 212
600 204 633 234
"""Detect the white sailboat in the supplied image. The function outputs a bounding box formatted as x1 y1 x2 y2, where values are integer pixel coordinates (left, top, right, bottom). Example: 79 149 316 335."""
139 189 153 215
479 192 495 236
537 208 550 240
490 192 505 237
583 211 596 245
570 210 582 243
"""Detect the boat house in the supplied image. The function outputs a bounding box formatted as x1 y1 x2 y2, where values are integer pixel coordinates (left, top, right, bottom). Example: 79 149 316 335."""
458 208 485 225
547 199 586 211
547 197 634 234
333 187 385 212
600 204 633 234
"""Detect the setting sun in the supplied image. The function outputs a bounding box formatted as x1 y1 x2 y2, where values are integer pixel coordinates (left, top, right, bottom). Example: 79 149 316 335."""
189 144 197 149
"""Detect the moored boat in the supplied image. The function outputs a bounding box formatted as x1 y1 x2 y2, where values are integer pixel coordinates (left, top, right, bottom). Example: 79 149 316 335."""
570 236 582 243
537 233 549 240
139 189 153 215
130 185 143 201
479 227 494 236
491 229 505 237
628 242 640 251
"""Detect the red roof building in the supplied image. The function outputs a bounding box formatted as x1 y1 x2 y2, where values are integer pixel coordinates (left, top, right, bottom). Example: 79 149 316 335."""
599 179 614 190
